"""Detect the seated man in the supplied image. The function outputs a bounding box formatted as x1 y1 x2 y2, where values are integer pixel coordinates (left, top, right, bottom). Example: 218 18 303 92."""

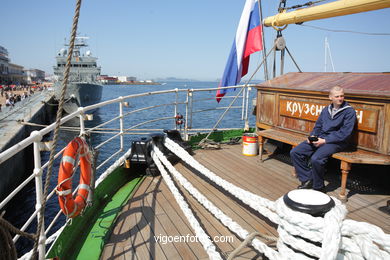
290 86 356 192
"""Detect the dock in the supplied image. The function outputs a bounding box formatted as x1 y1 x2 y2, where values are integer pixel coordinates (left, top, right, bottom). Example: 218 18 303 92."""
0 89 56 200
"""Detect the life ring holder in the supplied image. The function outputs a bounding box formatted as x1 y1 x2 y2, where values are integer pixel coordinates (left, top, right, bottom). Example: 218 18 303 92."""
56 137 92 218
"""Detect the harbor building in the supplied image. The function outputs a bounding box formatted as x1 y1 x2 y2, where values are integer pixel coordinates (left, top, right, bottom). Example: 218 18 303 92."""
0 45 26 85
98 75 118 84
25 69 45 84
7 63 25 85
116 76 136 82
0 46 10 84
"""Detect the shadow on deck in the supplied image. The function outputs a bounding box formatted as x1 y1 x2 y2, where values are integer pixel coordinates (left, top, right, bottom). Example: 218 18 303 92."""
101 143 390 259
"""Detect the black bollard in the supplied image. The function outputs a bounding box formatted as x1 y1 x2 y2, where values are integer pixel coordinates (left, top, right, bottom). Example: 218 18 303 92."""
282 189 336 257
127 136 160 176
283 189 335 217
128 136 153 165
164 129 192 155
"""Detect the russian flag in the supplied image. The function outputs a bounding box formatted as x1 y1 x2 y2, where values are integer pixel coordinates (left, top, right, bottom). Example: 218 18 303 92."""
216 0 263 102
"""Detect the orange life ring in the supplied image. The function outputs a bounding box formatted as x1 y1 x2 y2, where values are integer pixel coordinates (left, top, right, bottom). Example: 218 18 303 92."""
56 137 92 218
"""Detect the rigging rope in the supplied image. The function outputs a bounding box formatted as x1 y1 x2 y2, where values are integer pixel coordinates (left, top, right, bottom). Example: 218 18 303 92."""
282 0 328 11
31 0 83 259
162 137 390 259
202 44 276 143
0 216 36 260
298 23 390 36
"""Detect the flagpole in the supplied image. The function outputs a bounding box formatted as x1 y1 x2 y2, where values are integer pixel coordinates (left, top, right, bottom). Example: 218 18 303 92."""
257 0 269 81
205 45 275 140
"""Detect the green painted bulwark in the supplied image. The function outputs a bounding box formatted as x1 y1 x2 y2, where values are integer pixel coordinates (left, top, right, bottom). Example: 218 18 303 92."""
47 166 143 259
189 128 255 149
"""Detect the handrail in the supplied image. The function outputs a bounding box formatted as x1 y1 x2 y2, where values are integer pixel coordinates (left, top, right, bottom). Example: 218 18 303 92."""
0 85 245 164
0 83 253 258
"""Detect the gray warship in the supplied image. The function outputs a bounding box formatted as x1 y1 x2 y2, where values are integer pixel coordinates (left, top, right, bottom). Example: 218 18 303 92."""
53 36 102 113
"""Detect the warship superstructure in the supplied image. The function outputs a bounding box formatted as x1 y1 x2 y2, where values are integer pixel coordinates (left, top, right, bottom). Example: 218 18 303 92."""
53 36 102 113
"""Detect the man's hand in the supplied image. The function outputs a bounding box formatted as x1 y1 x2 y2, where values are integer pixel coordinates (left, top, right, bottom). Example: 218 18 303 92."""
312 138 326 147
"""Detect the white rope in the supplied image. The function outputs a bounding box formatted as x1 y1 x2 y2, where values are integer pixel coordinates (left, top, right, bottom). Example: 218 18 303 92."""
163 137 390 260
153 145 281 260
151 148 222 260
164 137 280 225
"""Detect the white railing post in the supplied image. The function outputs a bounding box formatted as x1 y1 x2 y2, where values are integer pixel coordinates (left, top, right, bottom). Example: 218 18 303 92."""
184 89 190 141
78 107 86 136
32 131 46 259
245 86 251 130
189 89 194 130
174 88 178 130
119 97 124 151
241 86 246 120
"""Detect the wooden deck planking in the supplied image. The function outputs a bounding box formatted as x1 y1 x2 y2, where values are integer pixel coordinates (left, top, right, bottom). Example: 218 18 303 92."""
147 176 213 260
220 145 390 233
344 194 390 230
197 147 296 200
177 161 277 236
223 146 299 188
154 168 263 259
102 143 390 259
102 181 147 259
137 176 202 259
228 146 390 231
182 155 282 239
177 168 275 260
195 151 283 199
175 164 273 259
102 177 165 259
221 146 390 230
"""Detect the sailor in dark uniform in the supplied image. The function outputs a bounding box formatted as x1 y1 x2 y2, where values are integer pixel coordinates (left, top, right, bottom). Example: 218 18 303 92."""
290 86 357 192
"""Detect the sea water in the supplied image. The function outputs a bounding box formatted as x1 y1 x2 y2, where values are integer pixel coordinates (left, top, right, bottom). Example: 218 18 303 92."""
4 81 257 256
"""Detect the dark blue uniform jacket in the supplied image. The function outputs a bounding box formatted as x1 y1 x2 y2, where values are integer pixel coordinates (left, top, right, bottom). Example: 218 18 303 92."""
311 101 356 145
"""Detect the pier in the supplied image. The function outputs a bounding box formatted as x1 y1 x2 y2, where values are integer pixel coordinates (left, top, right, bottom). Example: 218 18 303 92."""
0 89 56 200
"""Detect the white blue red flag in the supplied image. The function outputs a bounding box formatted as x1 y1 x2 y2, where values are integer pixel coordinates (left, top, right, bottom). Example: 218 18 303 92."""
216 0 263 102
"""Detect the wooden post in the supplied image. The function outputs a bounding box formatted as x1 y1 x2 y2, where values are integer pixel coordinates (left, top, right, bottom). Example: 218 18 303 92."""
339 161 351 200
258 135 264 162
291 145 297 177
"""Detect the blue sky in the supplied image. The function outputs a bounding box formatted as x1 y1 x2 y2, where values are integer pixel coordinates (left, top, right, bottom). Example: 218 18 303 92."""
1 0 390 81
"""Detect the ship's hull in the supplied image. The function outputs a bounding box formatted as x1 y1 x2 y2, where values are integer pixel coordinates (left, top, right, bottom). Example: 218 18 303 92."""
55 82 103 114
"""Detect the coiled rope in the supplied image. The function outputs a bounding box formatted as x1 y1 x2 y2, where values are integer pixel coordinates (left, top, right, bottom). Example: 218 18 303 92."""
151 148 223 260
0 216 36 260
152 145 279 259
161 137 390 259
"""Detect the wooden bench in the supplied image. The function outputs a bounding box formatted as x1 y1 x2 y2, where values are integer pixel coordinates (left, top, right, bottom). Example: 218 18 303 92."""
257 128 390 200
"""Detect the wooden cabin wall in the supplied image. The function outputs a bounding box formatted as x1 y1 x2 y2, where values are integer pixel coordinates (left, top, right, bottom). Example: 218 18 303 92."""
384 104 390 155
256 88 390 155
256 91 277 128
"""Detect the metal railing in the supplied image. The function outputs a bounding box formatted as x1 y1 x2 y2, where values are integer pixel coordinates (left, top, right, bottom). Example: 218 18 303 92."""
0 83 254 258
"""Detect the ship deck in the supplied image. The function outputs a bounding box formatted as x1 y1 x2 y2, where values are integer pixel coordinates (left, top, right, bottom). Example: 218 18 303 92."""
101 143 390 259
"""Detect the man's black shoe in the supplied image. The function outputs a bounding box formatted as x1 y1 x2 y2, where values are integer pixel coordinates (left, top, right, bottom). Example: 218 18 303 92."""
297 180 313 189
313 186 326 193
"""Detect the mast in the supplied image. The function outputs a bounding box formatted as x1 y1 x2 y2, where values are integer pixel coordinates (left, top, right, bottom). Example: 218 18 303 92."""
263 0 390 27
257 0 269 81
324 37 335 72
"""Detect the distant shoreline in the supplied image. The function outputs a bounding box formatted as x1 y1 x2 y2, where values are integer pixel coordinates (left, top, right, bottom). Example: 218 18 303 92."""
102 81 161 86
